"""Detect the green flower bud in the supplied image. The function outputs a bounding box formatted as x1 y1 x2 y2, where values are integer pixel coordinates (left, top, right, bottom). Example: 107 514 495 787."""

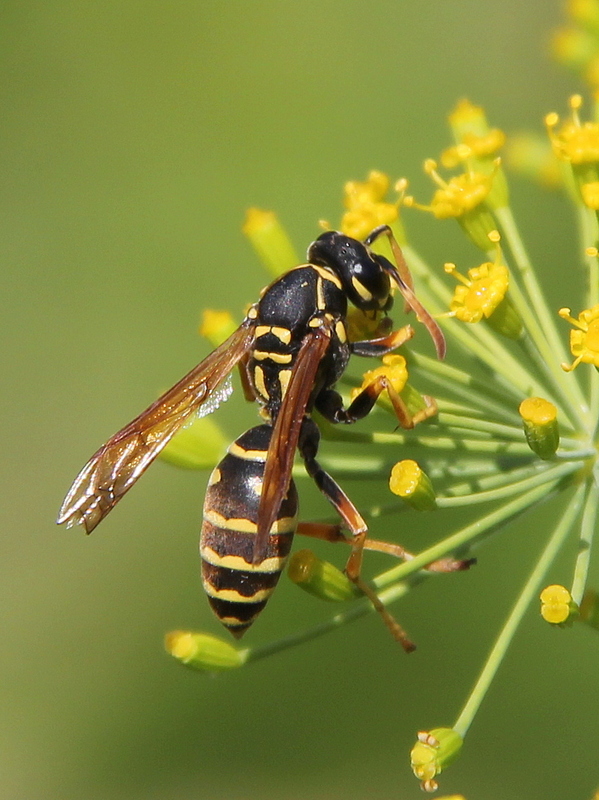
519 397 560 459
411 727 463 793
288 549 361 602
165 630 246 671
243 208 299 278
389 460 437 511
539 584 579 626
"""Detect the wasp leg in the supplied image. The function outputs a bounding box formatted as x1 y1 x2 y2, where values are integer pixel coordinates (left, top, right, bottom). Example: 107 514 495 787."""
298 418 415 651
351 323 414 357
316 378 437 430
297 522 474 572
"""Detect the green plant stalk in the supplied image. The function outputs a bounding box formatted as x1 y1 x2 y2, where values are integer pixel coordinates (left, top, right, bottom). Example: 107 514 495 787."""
495 206 591 431
409 352 524 426
240 580 413 665
435 412 530 440
375 481 565 591
323 425 537 456
443 461 550 496
436 460 581 508
578 204 599 432
570 480 599 605
452 483 586 738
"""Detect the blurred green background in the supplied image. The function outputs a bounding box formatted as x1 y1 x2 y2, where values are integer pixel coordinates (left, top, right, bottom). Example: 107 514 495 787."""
1 1 597 799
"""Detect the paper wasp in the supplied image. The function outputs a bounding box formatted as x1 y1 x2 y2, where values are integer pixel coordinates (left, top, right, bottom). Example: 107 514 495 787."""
58 225 449 651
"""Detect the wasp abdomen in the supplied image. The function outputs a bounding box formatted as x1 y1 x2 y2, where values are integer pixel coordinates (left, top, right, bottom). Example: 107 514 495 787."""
200 424 298 638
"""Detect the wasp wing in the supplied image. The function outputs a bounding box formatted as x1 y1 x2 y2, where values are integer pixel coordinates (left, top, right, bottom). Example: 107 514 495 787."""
58 321 256 533
252 323 332 564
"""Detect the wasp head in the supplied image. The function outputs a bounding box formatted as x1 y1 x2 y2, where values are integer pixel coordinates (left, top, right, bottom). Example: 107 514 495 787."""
307 231 401 313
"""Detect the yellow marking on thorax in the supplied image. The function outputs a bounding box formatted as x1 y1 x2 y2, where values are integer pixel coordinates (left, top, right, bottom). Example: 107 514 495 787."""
247 306 258 319
253 350 293 364
255 325 271 338
227 441 268 461
272 326 292 344
351 276 373 302
316 276 326 311
278 368 293 397
252 365 268 400
201 545 287 573
310 264 343 289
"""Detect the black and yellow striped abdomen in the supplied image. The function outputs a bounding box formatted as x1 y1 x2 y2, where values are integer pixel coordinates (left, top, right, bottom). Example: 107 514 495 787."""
200 424 298 638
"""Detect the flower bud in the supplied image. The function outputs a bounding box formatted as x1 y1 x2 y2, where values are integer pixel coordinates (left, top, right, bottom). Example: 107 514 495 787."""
165 630 246 671
519 397 560 459
411 727 463 792
199 309 238 348
540 584 579 625
242 208 299 278
389 460 437 510
287 549 361 602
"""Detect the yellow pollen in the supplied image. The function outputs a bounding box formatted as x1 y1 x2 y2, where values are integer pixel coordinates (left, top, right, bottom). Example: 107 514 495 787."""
559 304 599 370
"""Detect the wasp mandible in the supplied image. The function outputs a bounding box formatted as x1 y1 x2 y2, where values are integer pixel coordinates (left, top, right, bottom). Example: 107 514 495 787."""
58 225 447 651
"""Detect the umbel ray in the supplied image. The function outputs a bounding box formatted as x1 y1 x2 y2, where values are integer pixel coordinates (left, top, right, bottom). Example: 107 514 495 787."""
58 224 467 651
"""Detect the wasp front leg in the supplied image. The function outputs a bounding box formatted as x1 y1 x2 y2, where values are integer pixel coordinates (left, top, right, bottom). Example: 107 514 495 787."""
298 418 415 652
315 376 437 430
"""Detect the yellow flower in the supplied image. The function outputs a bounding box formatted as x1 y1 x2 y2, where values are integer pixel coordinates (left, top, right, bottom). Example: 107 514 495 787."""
350 354 408 401
340 170 401 241
445 259 509 323
442 99 506 168
546 95 599 164
559 303 599 370
420 160 492 218
404 159 497 250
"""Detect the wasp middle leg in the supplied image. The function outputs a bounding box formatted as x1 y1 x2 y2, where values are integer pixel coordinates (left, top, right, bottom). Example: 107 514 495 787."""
298 417 415 651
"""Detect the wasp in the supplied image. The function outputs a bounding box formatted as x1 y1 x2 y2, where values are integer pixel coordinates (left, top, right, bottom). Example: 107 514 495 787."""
58 225 447 651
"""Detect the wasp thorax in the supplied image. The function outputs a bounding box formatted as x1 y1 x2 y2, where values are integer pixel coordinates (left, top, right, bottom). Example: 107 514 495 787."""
308 231 393 312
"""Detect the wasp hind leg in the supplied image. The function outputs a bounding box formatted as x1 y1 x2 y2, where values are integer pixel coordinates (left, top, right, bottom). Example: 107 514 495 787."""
298 418 416 652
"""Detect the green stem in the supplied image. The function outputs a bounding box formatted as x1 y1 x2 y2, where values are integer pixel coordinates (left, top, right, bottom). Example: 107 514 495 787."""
241 580 412 664
322 424 536 456
570 479 599 606
495 206 590 431
436 460 581 508
578 205 599 435
409 351 523 426
435 412 527 440
452 483 585 738
375 481 562 590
